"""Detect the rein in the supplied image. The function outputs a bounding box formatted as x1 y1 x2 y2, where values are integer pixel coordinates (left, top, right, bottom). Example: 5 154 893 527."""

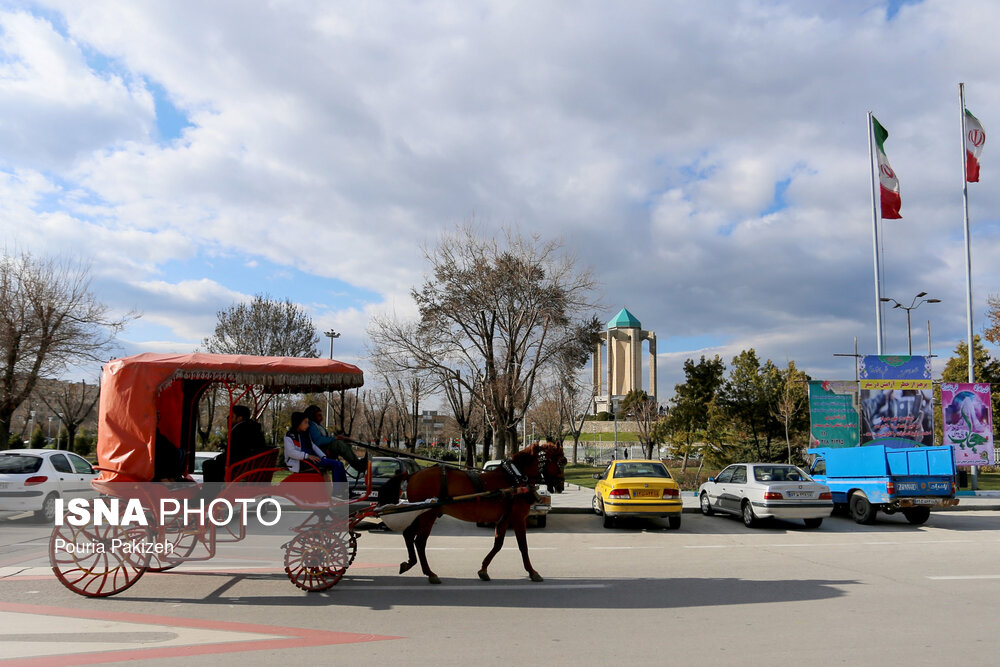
342 438 478 470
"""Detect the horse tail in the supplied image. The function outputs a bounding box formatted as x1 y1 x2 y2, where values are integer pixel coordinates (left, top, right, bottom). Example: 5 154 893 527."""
377 470 410 506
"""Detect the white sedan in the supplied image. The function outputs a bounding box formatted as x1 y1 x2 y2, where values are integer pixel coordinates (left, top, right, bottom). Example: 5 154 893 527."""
0 449 98 522
698 463 833 528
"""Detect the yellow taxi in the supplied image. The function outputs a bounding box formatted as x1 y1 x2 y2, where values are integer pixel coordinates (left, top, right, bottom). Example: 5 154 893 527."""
592 459 682 529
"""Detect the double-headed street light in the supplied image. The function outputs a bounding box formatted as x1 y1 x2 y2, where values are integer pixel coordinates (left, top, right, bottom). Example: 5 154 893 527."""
880 292 941 354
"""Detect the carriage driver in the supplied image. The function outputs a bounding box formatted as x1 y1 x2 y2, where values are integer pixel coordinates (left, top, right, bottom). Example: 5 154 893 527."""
302 405 368 481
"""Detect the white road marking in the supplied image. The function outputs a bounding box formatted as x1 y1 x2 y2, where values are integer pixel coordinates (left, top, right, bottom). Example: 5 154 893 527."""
927 575 1000 580
590 546 662 550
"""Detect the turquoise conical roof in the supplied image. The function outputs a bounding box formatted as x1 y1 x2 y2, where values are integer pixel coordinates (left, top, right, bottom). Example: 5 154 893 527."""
607 308 641 329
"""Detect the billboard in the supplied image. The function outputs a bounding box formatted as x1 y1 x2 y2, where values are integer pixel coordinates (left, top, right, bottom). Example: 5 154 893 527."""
808 381 860 448
858 356 933 446
941 383 994 466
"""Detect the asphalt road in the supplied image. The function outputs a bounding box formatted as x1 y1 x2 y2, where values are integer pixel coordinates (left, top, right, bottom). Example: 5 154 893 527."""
2 509 1000 665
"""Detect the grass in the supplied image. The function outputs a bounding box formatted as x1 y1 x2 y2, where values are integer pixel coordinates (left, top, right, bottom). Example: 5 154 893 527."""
966 472 1000 491
573 432 640 442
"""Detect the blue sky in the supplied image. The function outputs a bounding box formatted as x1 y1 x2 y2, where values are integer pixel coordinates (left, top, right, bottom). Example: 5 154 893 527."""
3 0 1000 402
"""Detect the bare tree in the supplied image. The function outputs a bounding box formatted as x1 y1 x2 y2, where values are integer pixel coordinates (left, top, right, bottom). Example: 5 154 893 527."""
526 392 563 444
202 293 319 442
38 379 99 451
358 386 394 445
0 249 136 447
369 224 600 458
379 368 426 453
203 293 318 357
621 389 660 459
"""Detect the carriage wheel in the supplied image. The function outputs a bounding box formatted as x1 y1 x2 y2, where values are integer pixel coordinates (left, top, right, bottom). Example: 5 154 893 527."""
146 515 200 572
283 530 348 592
333 530 358 567
50 522 151 597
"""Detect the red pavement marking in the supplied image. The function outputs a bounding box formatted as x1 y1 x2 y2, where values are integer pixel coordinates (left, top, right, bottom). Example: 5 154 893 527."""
0 601 401 666
0 562 396 581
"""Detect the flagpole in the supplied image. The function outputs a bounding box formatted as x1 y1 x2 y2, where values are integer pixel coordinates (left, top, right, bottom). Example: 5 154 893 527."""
868 111 884 354
959 82 978 489
959 83 975 381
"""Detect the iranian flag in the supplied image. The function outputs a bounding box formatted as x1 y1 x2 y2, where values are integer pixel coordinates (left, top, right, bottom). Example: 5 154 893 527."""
873 116 901 219
965 108 986 182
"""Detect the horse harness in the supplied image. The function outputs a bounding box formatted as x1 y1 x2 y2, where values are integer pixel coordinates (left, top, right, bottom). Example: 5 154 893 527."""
436 458 535 505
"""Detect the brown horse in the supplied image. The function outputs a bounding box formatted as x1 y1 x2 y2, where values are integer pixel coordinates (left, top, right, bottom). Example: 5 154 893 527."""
378 442 566 584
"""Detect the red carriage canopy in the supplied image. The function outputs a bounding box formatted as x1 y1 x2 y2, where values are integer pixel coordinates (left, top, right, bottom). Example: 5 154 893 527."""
96 352 364 482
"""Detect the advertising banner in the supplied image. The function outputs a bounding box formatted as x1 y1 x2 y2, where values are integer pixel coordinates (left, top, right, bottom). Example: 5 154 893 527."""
858 356 933 446
808 381 860 448
942 383 994 466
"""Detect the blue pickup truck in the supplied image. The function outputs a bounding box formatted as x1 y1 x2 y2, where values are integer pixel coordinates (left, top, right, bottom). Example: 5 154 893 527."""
807 444 958 525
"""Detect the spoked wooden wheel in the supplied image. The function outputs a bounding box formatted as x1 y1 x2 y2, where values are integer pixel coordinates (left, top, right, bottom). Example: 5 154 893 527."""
146 515 201 572
283 530 348 592
50 523 151 597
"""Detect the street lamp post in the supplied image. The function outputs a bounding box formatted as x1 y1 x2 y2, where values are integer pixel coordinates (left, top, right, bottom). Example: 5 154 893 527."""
324 330 341 426
531 421 535 445
879 292 941 355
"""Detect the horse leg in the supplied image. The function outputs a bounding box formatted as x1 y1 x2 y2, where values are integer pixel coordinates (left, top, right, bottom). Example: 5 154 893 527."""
398 519 419 575
513 516 543 582
412 512 441 584
478 518 509 582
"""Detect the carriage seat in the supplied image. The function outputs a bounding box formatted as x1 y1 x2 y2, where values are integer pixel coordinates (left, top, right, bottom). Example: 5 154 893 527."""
226 448 279 484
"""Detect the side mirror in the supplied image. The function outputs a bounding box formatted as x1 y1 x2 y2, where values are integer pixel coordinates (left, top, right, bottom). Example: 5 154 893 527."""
707 477 715 483
592 473 601 479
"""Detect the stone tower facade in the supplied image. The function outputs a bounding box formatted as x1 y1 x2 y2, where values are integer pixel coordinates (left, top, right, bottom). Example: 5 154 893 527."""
592 308 656 414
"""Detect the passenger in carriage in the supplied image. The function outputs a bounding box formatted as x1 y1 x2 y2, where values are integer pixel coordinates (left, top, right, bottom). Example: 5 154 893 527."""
154 429 184 482
284 411 341 474
302 405 368 482
202 405 269 483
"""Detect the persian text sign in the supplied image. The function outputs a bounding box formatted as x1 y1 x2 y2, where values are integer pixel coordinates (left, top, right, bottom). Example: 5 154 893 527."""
942 383 994 466
808 381 860 448
858 355 932 381
858 355 933 446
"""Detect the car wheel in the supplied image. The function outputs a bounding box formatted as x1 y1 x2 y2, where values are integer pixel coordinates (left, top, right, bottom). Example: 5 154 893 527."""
535 515 547 528
741 500 758 528
667 514 681 530
35 493 58 523
902 507 931 525
592 494 603 515
850 492 877 524
803 517 823 529
599 500 614 528
700 492 714 516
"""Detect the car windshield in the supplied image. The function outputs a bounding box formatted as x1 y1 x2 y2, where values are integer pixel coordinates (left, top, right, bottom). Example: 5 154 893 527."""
372 460 401 477
753 465 811 482
0 455 43 474
613 462 670 478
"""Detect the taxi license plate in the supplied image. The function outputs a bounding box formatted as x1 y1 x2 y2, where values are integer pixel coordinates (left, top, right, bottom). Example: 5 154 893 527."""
634 489 659 498
913 498 937 505
787 491 811 498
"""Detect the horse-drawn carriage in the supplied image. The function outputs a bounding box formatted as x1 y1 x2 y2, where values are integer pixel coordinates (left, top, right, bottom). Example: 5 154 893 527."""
49 352 567 598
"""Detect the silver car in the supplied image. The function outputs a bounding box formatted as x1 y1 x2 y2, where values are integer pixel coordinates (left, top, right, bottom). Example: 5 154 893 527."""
698 463 833 528
0 449 97 521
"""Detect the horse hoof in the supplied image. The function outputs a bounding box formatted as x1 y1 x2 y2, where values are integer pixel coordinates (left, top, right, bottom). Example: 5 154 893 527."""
529 572 544 582
399 562 413 574
428 575 441 584
478 570 490 581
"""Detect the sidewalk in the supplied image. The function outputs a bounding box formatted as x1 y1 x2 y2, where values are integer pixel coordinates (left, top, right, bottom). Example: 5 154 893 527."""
550 484 1000 514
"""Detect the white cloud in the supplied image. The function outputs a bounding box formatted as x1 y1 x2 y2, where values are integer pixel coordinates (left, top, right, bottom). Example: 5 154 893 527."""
3 0 1000 398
